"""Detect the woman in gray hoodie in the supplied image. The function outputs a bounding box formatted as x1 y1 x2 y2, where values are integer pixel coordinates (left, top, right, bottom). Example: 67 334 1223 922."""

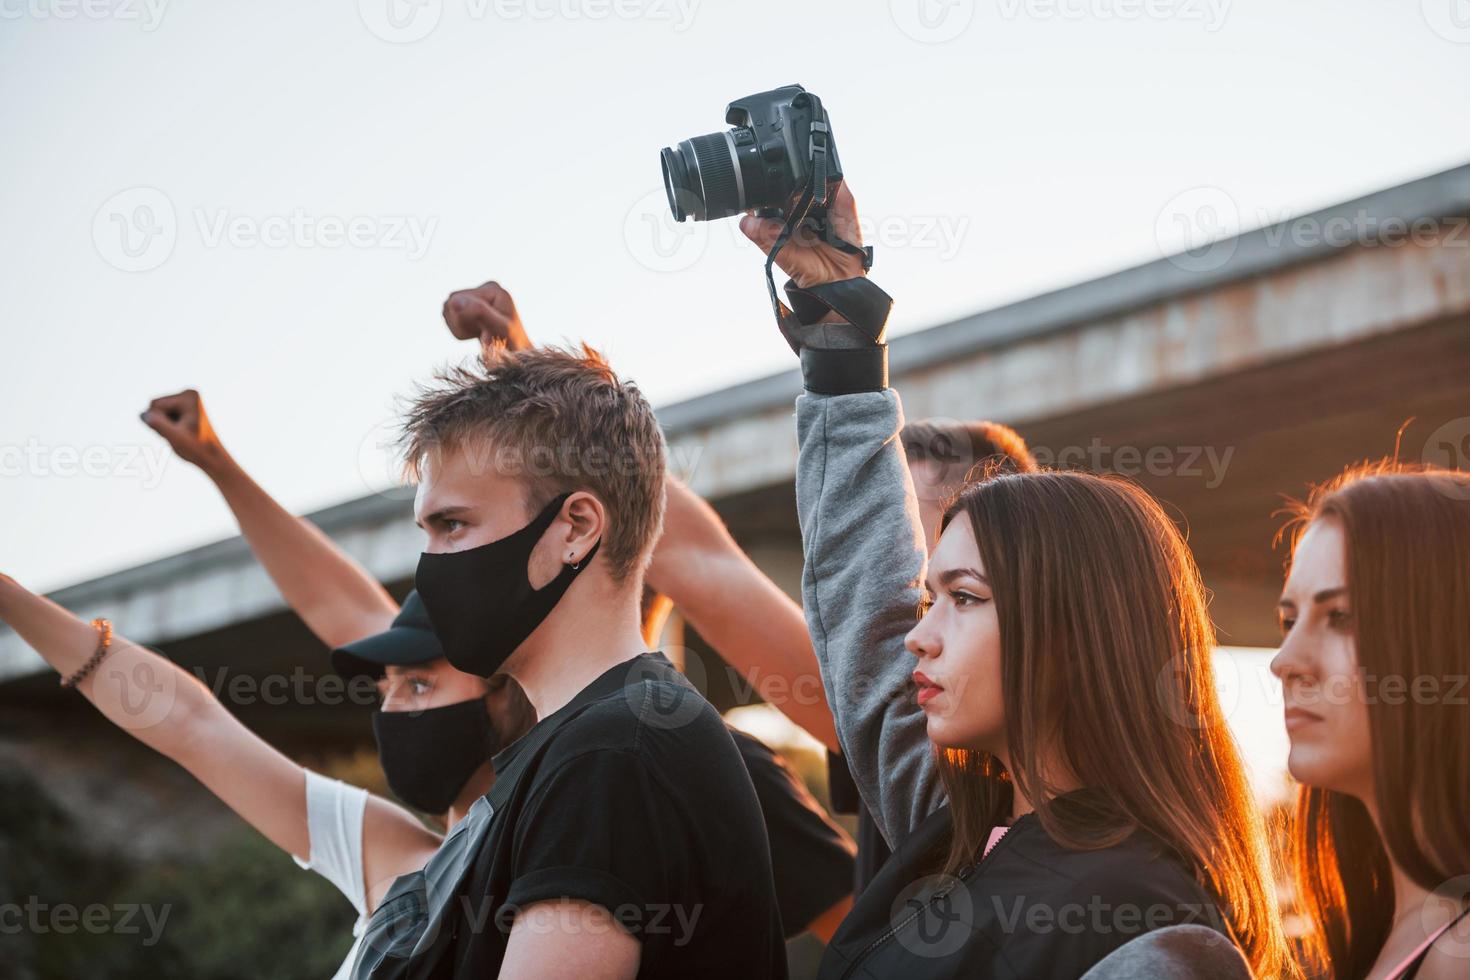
738 181 1290 979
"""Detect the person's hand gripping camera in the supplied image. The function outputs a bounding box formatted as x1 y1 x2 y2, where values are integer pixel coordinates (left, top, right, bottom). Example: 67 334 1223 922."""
659 84 893 395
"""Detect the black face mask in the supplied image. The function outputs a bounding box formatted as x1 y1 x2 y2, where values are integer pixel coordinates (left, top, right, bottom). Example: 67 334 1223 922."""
414 493 600 678
372 697 497 814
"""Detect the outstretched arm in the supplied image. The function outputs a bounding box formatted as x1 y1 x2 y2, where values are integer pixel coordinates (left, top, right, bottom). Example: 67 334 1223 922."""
646 477 839 753
1 571 311 854
0 574 436 909
740 182 943 847
141 390 399 650
793 390 941 846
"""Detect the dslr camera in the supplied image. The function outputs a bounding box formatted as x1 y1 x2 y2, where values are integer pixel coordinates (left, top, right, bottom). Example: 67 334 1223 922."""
660 84 843 224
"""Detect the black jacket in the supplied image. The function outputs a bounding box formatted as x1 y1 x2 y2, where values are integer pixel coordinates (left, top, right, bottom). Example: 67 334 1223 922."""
818 801 1229 980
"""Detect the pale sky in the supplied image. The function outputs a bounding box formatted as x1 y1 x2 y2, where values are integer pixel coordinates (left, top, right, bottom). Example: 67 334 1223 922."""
4 0 1470 592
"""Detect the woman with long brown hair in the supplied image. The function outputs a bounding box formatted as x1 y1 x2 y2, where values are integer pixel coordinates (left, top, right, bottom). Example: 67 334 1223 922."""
805 459 1289 978
1273 461 1470 979
740 179 1290 977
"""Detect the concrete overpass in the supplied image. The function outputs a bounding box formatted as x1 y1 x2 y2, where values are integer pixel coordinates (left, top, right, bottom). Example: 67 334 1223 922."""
4 161 1469 695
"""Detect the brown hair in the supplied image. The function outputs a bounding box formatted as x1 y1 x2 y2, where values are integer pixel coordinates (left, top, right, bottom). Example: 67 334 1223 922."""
938 470 1290 979
400 344 667 583
1280 461 1470 980
902 418 1037 478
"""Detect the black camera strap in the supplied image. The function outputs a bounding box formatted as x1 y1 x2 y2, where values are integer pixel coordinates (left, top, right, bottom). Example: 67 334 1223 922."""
762 99 892 364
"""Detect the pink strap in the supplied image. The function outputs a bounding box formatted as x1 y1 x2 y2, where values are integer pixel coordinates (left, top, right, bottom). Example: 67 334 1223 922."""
1384 905 1470 980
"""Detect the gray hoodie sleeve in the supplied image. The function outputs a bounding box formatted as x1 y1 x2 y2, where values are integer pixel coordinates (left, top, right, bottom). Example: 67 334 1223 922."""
795 388 945 847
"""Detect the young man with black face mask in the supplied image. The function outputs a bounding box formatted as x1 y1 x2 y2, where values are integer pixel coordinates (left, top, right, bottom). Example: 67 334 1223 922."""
142 271 855 942
4 352 813 979
138 343 799 975
375 344 784 980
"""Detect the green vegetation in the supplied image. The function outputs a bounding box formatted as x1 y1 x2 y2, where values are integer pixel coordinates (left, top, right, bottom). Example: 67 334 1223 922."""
0 767 356 980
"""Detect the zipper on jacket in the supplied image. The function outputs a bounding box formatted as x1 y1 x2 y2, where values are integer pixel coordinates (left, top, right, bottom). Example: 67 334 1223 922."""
837 820 1026 980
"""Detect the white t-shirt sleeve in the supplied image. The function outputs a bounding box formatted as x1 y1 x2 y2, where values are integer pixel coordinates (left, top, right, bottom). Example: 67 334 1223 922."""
292 769 370 918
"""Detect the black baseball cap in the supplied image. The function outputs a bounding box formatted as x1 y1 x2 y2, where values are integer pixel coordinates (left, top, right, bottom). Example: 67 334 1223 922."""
331 591 446 680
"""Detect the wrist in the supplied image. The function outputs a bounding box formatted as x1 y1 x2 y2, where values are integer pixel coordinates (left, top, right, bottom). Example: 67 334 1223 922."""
202 449 245 485
799 345 888 395
506 324 533 353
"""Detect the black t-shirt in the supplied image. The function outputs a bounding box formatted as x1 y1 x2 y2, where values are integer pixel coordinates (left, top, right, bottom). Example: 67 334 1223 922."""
819 795 1225 980
731 731 855 937
445 653 787 979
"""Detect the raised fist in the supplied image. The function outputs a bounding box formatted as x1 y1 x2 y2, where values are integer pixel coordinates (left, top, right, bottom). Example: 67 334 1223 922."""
443 281 531 352
140 389 230 474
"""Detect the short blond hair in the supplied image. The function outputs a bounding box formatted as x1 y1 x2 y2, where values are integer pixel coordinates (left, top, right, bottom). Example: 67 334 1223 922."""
400 344 667 583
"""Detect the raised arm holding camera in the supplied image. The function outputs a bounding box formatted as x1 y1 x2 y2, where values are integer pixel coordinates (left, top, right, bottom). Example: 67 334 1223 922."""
671 86 1286 978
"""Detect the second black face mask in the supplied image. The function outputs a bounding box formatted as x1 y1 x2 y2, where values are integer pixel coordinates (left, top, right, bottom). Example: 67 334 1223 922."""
372 696 497 814
414 493 600 678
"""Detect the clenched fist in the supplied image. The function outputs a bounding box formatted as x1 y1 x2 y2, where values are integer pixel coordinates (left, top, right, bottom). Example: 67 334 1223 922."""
443 281 531 353
140 389 231 475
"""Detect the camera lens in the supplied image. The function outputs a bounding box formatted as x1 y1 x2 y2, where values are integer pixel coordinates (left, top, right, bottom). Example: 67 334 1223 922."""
660 131 745 222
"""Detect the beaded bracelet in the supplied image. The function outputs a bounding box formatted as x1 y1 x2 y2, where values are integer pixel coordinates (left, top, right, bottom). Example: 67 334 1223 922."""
60 618 113 689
